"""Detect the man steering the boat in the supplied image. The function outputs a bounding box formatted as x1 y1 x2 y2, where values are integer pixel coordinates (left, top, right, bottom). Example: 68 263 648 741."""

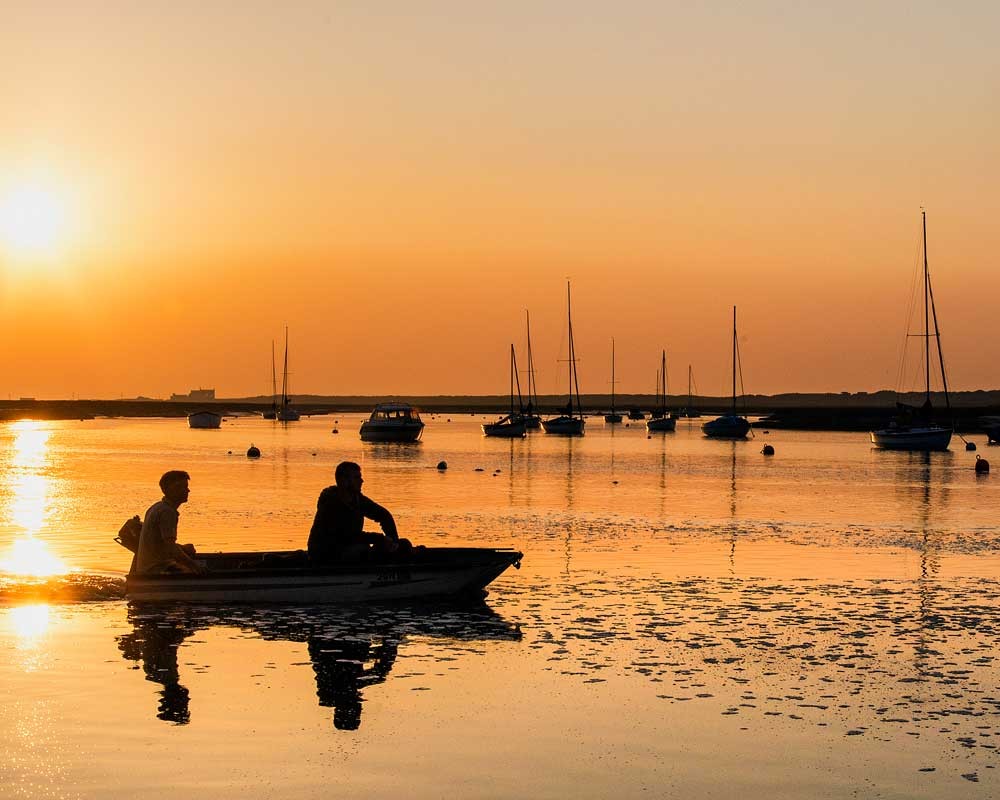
308 461 412 563
135 470 206 575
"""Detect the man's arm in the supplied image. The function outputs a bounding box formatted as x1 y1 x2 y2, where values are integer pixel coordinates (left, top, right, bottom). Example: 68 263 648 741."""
361 496 398 541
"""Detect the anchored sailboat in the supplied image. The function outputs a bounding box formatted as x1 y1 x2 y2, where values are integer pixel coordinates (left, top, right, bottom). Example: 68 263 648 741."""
604 338 622 424
871 212 952 451
522 310 542 430
647 350 676 432
276 327 300 422
262 340 278 420
483 345 527 438
542 282 585 436
702 306 750 439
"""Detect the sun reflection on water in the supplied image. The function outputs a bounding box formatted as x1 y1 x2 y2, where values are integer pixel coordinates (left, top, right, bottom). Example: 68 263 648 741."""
8 603 51 642
1 419 69 576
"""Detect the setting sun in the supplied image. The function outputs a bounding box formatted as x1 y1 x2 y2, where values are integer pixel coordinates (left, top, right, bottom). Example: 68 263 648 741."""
0 180 71 260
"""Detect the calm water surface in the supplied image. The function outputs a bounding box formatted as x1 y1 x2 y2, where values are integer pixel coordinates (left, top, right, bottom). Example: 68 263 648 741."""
1 415 998 798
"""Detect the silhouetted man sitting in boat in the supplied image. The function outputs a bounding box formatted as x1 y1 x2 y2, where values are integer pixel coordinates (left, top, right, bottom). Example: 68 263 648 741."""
135 470 205 575
308 461 414 563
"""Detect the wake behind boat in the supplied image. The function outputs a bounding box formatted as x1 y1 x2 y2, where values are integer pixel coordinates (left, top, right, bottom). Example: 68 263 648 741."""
125 547 523 603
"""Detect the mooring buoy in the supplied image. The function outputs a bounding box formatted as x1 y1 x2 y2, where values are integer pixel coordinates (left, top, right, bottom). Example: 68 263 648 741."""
437 461 448 470
761 444 775 456
975 456 990 474
966 441 977 451
247 444 261 458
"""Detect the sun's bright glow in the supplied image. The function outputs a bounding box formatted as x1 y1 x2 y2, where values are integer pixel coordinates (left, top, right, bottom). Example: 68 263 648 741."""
1 536 68 577
0 180 71 259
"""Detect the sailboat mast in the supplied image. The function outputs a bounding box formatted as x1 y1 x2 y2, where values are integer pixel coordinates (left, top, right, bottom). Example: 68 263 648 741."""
509 344 515 417
610 338 616 414
526 310 537 410
513 346 524 413
270 340 277 411
731 306 737 414
661 350 667 414
282 326 290 407
567 281 581 417
923 211 931 404
688 364 693 410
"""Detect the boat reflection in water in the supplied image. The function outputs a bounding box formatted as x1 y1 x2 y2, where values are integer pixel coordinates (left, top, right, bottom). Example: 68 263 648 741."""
117 603 521 729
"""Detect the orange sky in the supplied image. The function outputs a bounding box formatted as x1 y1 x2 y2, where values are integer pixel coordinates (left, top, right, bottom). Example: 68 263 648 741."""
1 2 998 398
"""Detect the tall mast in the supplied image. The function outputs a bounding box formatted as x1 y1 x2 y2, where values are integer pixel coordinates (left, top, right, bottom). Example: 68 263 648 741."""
567 281 581 417
282 326 290 407
270 340 277 411
923 210 931 404
688 364 693 410
509 344 515 417
925 213 952 414
731 306 737 414
610 338 616 414
525 310 537 411
512 345 524 413
661 350 667 414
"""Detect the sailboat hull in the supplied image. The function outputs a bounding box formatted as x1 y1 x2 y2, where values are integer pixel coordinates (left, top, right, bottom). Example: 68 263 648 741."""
482 417 527 437
604 413 623 424
646 416 676 432
542 416 585 435
870 427 952 451
702 415 750 439
522 415 542 430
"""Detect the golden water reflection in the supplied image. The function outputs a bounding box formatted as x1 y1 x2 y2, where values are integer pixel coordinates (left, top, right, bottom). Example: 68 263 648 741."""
9 603 51 643
0 420 68 576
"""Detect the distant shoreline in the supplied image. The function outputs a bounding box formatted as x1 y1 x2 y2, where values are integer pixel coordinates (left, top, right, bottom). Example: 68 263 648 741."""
2 392 999 432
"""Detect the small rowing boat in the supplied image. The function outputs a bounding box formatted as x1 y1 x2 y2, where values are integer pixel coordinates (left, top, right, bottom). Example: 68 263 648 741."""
125 547 523 603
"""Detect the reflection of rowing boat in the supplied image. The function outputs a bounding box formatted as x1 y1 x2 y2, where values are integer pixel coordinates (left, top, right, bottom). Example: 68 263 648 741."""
125 547 522 603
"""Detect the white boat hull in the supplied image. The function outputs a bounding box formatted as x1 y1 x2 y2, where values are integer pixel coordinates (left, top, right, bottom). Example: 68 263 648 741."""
126 548 522 603
870 426 952 451
542 416 585 435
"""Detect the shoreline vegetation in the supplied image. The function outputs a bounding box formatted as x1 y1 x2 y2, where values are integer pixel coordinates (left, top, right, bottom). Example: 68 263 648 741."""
2 391 999 431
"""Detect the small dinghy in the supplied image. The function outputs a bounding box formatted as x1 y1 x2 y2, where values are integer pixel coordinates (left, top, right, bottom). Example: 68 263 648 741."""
123 547 522 603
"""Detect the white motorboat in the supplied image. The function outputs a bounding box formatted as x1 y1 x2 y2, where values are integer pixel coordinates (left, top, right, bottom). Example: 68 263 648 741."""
360 403 425 442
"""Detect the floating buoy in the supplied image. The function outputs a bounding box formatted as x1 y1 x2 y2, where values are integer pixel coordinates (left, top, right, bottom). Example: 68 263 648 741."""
247 444 261 458
227 450 233 455
447 418 452 422
647 435 652 440
474 467 485 472
625 423 630 428
763 430 771 435
494 468 501 473
437 461 448 470
612 480 619 484
311 452 317 456
332 428 339 434
975 456 990 474
966 441 977 451
761 444 775 456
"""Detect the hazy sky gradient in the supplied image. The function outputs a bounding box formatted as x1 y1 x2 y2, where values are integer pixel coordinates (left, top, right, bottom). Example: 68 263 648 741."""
1 2 998 398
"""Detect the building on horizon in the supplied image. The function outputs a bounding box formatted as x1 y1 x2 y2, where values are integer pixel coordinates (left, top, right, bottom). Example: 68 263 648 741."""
170 388 216 401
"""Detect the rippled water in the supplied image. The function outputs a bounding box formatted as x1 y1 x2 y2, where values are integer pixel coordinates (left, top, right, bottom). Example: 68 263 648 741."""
1 415 998 798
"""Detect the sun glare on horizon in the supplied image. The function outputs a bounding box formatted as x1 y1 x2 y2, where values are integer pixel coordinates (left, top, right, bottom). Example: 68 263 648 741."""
0 179 72 262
